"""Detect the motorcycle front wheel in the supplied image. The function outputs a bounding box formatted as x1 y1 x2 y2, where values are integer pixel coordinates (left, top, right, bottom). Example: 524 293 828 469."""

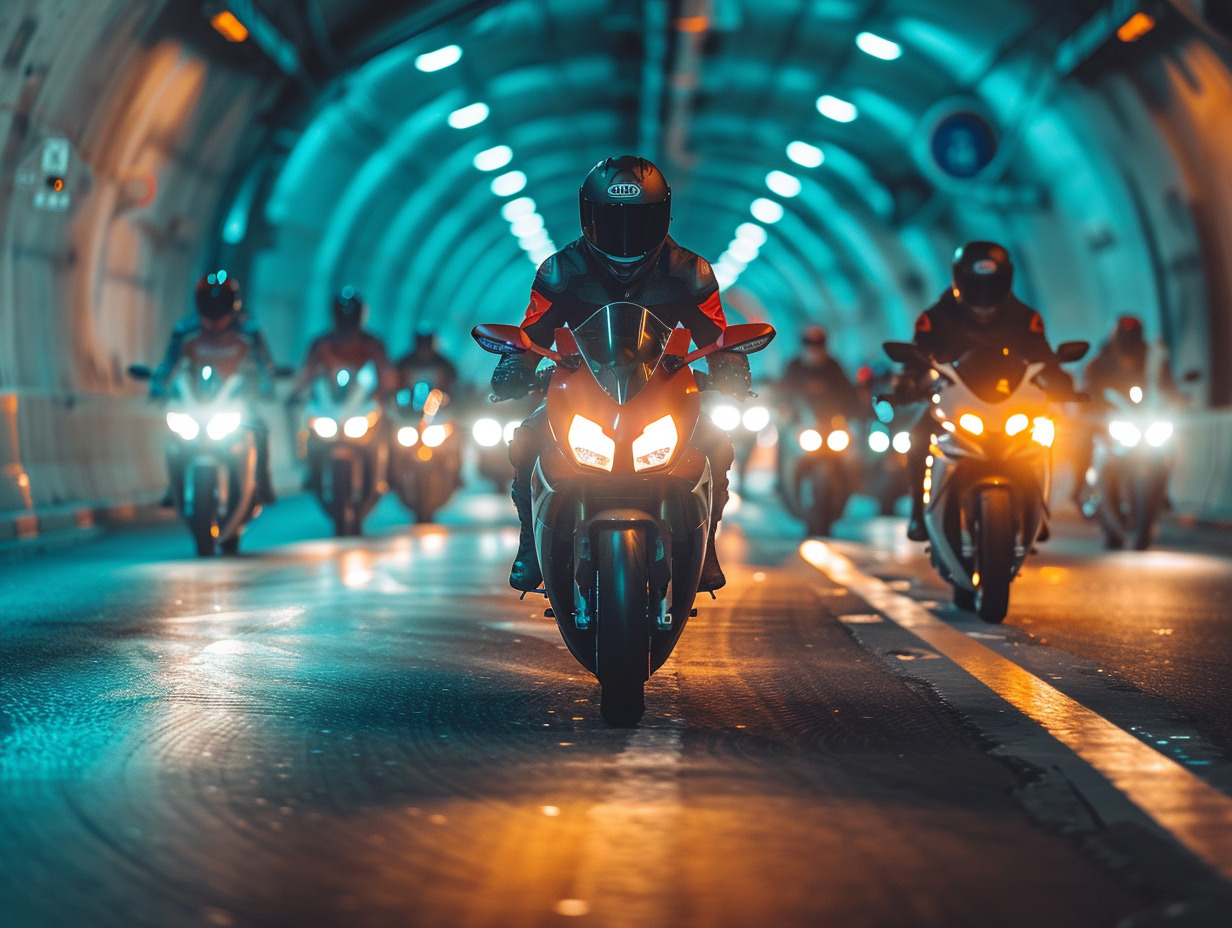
974 487 1014 624
595 528 651 727
189 468 219 557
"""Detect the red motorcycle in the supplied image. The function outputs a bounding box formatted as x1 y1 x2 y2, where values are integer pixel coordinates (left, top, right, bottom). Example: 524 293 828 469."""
474 303 774 725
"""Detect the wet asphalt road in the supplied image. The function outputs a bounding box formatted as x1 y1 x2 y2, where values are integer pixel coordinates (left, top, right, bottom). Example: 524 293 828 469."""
2 488 1232 927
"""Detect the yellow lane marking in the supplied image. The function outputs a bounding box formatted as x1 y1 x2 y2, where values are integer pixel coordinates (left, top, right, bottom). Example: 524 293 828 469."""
800 539 1232 881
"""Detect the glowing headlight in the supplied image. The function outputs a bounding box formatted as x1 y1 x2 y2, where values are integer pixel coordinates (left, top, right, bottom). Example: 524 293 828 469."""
472 418 502 447
397 426 419 447
742 405 771 432
892 431 912 454
1130 385 1143 404
799 429 823 452
1031 417 1055 447
503 421 519 443
710 404 741 431
1109 420 1141 447
311 417 338 439
1145 421 1174 447
827 429 850 452
422 424 449 448
868 431 890 453
166 411 199 440
1005 413 1029 436
206 412 242 441
633 415 679 471
343 416 370 439
569 415 615 471
959 413 984 435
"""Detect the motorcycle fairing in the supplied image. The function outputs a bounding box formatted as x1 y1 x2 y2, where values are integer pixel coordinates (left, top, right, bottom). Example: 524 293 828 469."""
571 303 674 405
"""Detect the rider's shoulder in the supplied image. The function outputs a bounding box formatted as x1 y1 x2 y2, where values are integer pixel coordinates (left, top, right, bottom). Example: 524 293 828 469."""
536 240 583 292
664 238 713 288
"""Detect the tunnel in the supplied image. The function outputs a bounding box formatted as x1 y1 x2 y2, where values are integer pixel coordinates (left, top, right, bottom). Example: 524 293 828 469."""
1 0 1231 525
5 2 1232 926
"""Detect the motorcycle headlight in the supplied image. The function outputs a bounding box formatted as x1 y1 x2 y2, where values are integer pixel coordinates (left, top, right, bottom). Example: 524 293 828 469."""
826 429 850 452
343 416 370 439
311 417 338 439
741 405 770 432
799 429 823 452
710 404 741 432
1031 417 1055 448
892 431 912 454
422 424 449 448
1145 421 1174 447
633 415 678 471
1109 420 1141 447
1005 413 1029 436
472 418 502 447
959 413 984 436
397 426 419 447
166 411 199 441
206 412 242 441
868 430 890 453
503 421 519 444
1130 385 1143 404
569 415 615 471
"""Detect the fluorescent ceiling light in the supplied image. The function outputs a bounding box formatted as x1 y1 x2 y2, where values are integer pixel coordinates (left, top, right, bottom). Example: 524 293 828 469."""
750 198 784 224
816 94 858 123
518 228 550 250
727 239 760 263
490 170 527 197
416 45 462 72
473 145 513 171
718 252 748 274
734 223 767 247
500 197 536 221
856 32 902 60
765 170 802 198
510 213 545 237
529 244 556 264
448 102 489 129
786 141 824 168
714 264 739 290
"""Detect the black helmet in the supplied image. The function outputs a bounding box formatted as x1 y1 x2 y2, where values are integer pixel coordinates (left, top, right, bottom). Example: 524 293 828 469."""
579 156 672 259
333 286 365 332
194 270 241 328
952 241 1013 310
802 325 828 349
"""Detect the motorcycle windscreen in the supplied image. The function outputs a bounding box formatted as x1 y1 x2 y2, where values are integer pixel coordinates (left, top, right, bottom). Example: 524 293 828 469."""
951 346 1030 403
573 303 673 404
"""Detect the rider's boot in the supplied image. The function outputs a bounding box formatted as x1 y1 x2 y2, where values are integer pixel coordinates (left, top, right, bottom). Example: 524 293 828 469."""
509 465 542 592
699 519 726 592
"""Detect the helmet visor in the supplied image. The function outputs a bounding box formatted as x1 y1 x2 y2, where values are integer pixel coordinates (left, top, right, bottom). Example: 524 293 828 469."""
583 201 671 258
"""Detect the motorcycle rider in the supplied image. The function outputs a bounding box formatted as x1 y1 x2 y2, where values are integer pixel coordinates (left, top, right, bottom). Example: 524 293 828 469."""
492 155 753 593
777 326 864 422
151 271 277 504
396 330 459 397
890 241 1076 541
287 287 399 405
1071 315 1179 505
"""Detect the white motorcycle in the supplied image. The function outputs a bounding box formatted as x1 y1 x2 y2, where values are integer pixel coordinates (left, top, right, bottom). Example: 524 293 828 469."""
883 340 1087 622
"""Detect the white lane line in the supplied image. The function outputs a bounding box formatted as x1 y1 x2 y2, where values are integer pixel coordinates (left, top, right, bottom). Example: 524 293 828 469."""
800 539 1232 882
563 662 685 924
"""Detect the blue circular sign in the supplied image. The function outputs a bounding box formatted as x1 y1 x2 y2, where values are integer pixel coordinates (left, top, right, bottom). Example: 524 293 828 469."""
930 112 997 179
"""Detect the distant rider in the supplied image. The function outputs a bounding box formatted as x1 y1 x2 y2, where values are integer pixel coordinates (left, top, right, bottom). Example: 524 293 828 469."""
151 271 278 504
396 330 459 397
891 242 1076 541
287 288 398 405
490 155 753 593
777 325 863 424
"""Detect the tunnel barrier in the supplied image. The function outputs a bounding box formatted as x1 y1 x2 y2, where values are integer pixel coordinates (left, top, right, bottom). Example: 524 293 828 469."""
1171 411 1232 525
0 390 299 547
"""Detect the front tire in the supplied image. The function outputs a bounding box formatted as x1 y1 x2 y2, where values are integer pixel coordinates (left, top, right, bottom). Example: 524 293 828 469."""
595 529 651 727
1131 476 1164 551
189 467 219 557
974 487 1014 624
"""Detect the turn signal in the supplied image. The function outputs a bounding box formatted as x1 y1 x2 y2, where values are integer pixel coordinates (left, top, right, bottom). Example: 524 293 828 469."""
569 415 615 471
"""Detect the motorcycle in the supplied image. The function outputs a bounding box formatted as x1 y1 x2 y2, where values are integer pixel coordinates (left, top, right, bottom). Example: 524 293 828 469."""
470 392 541 493
301 360 386 536
1082 383 1177 551
777 407 857 536
388 380 462 523
129 360 263 557
474 303 774 726
862 421 913 516
882 340 1088 623
706 394 772 489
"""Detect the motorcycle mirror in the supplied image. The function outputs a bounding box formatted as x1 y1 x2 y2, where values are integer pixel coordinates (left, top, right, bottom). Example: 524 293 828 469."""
683 323 776 364
882 341 924 366
1055 341 1089 363
471 324 562 362
127 364 152 380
